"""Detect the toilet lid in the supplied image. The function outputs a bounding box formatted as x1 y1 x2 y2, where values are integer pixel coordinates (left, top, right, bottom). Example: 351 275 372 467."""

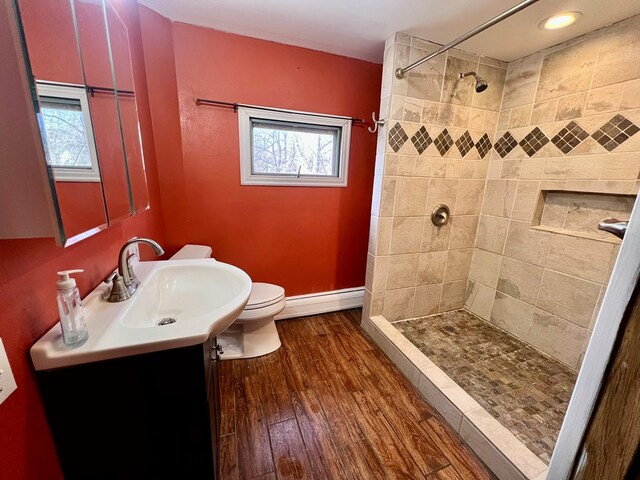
245 283 285 310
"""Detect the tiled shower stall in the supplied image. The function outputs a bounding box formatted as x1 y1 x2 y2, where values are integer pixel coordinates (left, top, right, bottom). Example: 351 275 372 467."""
362 13 640 479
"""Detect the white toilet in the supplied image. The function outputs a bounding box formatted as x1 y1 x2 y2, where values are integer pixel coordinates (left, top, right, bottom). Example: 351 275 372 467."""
170 244 285 359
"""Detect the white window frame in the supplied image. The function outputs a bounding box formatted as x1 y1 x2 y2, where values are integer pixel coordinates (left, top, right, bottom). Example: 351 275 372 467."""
37 82 101 183
238 106 351 187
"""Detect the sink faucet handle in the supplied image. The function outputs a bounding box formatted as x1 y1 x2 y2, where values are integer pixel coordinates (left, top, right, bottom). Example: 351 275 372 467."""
104 269 119 284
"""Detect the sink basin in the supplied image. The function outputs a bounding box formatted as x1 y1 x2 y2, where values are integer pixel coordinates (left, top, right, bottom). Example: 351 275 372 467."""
30 259 252 370
121 262 249 329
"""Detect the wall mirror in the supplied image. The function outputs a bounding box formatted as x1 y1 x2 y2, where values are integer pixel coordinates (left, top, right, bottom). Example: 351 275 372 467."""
9 0 149 246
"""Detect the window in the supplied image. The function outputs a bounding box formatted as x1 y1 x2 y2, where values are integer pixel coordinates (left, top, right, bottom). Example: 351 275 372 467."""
238 106 351 187
37 83 100 182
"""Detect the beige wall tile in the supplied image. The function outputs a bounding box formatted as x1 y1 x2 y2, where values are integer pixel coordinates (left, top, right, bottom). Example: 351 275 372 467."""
390 95 405 120
469 108 485 130
365 254 389 293
438 103 456 126
422 221 452 252
440 280 467 311
417 251 447 285
368 215 380 255
481 180 517 217
449 215 479 249
530 99 558 124
555 92 587 121
584 84 623 116
469 249 502 288
536 37 600 102
465 281 495 320
442 56 478 106
394 177 429 216
413 284 443 317
601 153 640 180
376 217 393 256
504 220 551 266
536 270 600 327
383 153 399 176
454 179 486 215
545 234 616 283
621 78 640 110
490 292 535 339
397 154 417 176
475 215 510 254
387 253 419 289
403 97 423 122
454 106 471 128
406 45 446 102
390 216 423 254
501 159 522 179
380 177 397 216
502 53 543 110
539 192 570 228
422 100 440 123
483 110 499 132
592 17 640 88
512 181 541 222
509 104 532 128
497 257 543 304
444 248 474 282
427 178 459 211
529 309 589 369
392 43 410 97
497 110 511 131
383 287 416 321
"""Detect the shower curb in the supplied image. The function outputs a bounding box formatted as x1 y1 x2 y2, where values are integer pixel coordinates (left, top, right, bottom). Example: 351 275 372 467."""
361 314 549 480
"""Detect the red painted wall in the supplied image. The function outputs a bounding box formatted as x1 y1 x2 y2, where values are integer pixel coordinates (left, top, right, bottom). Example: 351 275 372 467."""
1 3 381 478
141 12 381 295
0 1 166 478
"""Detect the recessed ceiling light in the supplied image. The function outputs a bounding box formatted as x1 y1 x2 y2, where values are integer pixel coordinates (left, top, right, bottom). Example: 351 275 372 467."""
539 12 582 30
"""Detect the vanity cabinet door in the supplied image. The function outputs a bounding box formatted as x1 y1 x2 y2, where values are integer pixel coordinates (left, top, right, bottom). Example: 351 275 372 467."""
37 345 215 480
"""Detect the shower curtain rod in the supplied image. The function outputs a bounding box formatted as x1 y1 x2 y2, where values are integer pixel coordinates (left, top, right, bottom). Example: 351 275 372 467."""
194 97 367 125
395 0 540 79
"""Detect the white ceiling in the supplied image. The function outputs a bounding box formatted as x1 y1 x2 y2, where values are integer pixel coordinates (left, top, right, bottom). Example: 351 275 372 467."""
139 0 640 63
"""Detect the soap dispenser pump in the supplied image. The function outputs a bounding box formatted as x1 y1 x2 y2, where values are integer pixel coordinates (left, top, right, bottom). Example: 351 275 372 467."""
56 269 89 347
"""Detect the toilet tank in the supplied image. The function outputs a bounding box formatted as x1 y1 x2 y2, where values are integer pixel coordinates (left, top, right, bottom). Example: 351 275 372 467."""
170 245 213 260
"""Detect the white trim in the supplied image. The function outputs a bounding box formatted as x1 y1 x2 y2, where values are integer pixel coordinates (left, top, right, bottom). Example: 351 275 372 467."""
36 82 101 183
238 106 351 187
548 193 640 478
274 286 364 320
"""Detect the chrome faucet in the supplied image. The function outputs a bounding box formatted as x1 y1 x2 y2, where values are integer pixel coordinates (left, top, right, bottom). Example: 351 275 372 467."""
107 237 164 303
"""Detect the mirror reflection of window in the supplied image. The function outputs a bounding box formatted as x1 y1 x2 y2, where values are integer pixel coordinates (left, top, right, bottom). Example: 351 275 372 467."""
37 83 100 183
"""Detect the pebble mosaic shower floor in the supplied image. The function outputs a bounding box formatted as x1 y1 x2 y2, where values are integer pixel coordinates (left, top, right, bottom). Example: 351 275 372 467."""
393 310 577 464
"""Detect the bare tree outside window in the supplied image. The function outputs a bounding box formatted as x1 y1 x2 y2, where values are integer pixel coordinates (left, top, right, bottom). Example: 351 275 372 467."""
40 99 92 169
251 121 339 176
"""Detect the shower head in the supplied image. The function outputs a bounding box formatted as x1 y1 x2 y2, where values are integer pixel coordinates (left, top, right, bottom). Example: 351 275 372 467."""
459 71 488 93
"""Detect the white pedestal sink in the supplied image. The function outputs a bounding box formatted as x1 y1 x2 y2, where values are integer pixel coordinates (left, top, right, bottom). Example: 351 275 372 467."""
30 259 252 370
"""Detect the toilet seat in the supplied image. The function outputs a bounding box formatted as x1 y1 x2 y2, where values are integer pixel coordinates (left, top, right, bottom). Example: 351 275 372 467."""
238 283 286 322
244 283 285 310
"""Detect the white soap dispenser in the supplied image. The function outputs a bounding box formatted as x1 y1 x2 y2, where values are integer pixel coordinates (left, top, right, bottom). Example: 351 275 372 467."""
56 269 89 347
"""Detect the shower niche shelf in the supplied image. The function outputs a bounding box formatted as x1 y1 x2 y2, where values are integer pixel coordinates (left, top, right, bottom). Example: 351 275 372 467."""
532 190 635 243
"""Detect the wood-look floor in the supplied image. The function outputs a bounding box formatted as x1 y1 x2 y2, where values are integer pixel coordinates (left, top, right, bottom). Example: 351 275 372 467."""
218 309 494 480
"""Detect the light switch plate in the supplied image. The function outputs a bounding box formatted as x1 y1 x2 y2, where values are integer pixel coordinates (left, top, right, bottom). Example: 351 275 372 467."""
0 338 17 405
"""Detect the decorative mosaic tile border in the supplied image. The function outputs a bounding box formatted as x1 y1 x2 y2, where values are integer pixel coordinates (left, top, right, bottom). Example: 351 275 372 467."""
388 114 639 158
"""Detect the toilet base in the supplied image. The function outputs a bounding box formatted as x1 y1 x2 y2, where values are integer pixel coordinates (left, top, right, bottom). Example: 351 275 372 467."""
217 316 282 360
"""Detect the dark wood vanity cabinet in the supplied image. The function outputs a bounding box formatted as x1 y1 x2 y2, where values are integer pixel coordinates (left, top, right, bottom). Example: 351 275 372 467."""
36 338 221 480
